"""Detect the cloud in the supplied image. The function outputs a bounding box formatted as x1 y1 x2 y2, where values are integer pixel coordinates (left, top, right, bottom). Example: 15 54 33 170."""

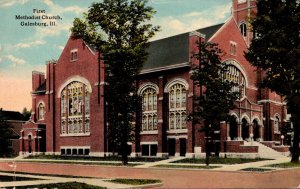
15 40 45 49
0 0 28 8
151 2 231 40
6 55 26 66
58 45 64 50
64 6 86 14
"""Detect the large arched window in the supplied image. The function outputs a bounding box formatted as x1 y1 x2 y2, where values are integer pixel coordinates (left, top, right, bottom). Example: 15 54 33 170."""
169 83 187 130
61 81 90 135
141 87 157 131
38 103 45 120
224 65 246 97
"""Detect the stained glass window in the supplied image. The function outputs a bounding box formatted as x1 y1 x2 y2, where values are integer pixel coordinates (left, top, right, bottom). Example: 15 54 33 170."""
61 81 90 134
141 87 157 131
169 83 187 130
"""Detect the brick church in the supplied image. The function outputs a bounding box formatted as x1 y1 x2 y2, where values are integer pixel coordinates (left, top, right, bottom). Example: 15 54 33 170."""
20 0 290 158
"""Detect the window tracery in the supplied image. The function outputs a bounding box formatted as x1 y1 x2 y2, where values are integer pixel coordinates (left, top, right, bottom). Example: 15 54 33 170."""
61 81 90 135
169 83 187 130
141 87 157 131
224 65 246 97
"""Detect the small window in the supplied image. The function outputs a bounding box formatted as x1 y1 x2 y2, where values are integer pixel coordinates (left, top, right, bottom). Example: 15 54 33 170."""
61 149 66 155
78 149 84 155
70 49 78 61
38 103 45 120
72 149 77 155
274 116 280 133
240 23 247 37
66 149 71 155
84 149 90 155
230 42 237 56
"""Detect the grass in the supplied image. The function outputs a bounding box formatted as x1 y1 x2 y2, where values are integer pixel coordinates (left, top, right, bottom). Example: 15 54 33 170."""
0 175 42 182
107 178 161 185
26 154 166 162
154 164 220 169
172 157 270 164
7 182 106 189
265 162 300 168
20 160 141 166
241 167 275 172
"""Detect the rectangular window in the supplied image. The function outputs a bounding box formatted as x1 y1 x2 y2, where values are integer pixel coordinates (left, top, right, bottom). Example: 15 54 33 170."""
61 149 66 155
70 49 78 61
66 149 71 155
78 149 84 155
141 145 149 156
150 145 157 156
230 42 237 56
84 149 90 155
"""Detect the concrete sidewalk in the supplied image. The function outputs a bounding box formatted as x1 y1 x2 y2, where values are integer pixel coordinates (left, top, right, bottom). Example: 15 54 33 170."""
134 156 186 168
0 172 131 189
213 157 290 171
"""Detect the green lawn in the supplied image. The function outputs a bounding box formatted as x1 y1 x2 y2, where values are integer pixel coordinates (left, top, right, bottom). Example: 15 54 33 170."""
107 178 161 185
154 164 220 169
8 182 106 189
21 160 141 166
172 157 270 164
26 154 166 162
265 162 300 168
241 167 275 172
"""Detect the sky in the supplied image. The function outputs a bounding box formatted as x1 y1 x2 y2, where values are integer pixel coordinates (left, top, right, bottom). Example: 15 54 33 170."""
0 0 232 112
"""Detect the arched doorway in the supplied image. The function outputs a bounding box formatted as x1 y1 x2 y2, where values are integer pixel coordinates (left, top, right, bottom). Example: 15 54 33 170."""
253 119 260 141
241 118 249 140
229 116 238 140
28 135 32 153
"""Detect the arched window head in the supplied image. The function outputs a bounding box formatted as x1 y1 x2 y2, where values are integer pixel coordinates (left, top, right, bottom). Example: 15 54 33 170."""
224 64 246 97
239 22 247 37
61 81 90 135
140 87 157 131
38 103 45 120
168 83 187 130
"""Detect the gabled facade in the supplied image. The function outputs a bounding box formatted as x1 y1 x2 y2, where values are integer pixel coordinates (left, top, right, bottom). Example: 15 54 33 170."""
20 0 289 158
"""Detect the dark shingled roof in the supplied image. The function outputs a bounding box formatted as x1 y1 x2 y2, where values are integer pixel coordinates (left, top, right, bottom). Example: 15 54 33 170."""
142 23 224 72
35 81 46 93
0 110 26 121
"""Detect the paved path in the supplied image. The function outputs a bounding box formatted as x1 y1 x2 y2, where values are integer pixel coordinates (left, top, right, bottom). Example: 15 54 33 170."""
0 171 131 189
0 159 300 188
135 156 186 168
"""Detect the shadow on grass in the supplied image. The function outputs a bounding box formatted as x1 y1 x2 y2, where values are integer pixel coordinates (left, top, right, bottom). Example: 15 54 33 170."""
7 182 106 189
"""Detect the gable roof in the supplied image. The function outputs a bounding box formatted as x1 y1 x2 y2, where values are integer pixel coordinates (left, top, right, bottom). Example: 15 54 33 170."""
0 110 26 121
141 23 224 73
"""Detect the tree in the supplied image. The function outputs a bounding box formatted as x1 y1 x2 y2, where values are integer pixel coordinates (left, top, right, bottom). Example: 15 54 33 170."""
71 0 159 164
22 107 31 121
245 0 300 163
0 111 14 157
191 42 240 166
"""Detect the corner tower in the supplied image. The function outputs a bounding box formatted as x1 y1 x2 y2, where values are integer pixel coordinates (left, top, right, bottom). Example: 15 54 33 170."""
232 0 257 46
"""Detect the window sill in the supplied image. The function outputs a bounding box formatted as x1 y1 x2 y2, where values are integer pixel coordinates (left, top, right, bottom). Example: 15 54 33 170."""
274 131 281 135
60 133 90 137
167 129 187 134
141 131 158 135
